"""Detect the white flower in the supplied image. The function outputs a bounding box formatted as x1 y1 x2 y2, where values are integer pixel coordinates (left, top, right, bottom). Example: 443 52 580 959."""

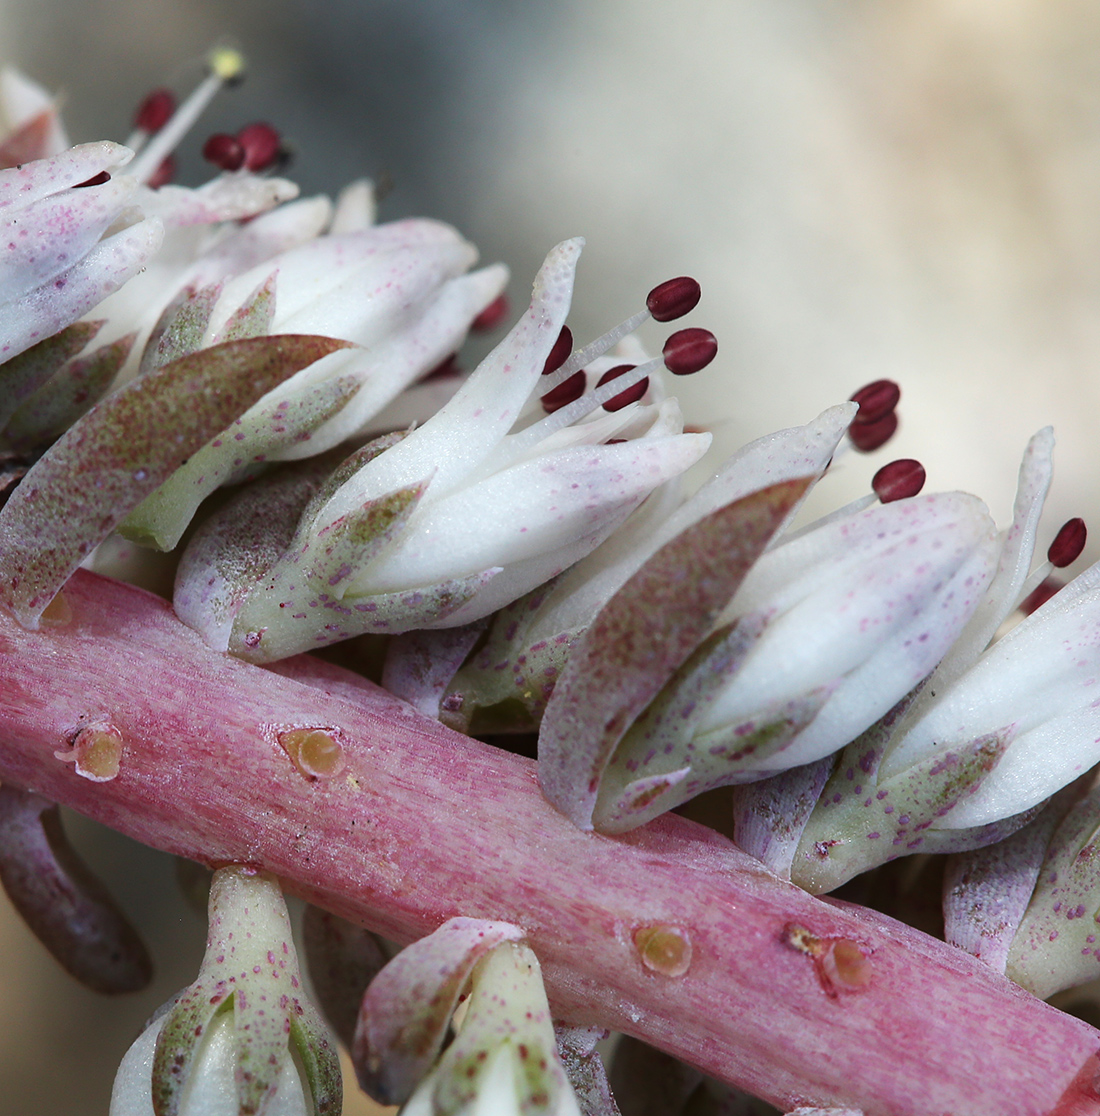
0 142 164 364
176 237 711 662
879 557 1100 829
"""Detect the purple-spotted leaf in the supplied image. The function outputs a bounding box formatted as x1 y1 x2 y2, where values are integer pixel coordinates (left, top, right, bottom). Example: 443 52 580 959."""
1006 786 1100 997
211 271 277 344
792 728 1012 894
301 905 388 1049
121 374 361 551
0 333 351 627
0 785 151 994
151 866 339 1116
4 331 135 450
0 319 102 429
731 756 837 879
173 461 332 651
942 791 1074 972
352 915 525 1106
423 942 576 1116
231 567 501 662
382 622 489 719
538 478 812 830
557 1027 621 1116
139 281 224 375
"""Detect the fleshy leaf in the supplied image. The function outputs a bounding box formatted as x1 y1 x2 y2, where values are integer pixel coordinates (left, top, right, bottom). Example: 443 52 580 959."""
139 281 224 375
382 623 489 719
4 331 135 450
229 566 500 666
538 478 812 830
428 942 574 1116
557 1027 621 1116
0 333 351 626
121 374 361 551
172 460 329 651
352 915 525 1106
301 904 388 1049
792 728 1012 894
0 785 151 993
288 999 342 1116
730 756 837 879
0 319 102 429
942 792 1073 972
212 271 278 344
1006 787 1100 998
592 618 830 833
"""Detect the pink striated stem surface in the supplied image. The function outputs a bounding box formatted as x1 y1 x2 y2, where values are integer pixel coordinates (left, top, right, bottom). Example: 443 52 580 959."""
1 570 1099 1116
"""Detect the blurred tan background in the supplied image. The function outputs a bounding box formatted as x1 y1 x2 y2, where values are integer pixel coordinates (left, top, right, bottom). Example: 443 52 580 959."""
5 0 1100 1111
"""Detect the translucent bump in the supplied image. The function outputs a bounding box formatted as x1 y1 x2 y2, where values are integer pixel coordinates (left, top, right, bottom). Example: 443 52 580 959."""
55 723 123 782
633 924 692 977
40 590 72 627
823 938 873 990
278 727 346 780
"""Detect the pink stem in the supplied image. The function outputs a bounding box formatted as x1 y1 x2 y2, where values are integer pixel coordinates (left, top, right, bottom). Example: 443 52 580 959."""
1 569 1097 1116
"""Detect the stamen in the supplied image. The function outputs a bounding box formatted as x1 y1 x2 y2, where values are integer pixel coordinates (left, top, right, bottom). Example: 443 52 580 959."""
540 309 650 393
127 46 246 184
872 459 925 503
540 371 586 413
73 171 111 188
146 155 176 189
1048 518 1087 568
471 293 509 332
647 276 701 322
1011 518 1086 614
236 122 282 171
202 133 246 172
542 326 574 376
662 328 717 375
1020 577 1063 616
848 411 898 453
849 380 900 425
133 89 176 133
598 364 649 411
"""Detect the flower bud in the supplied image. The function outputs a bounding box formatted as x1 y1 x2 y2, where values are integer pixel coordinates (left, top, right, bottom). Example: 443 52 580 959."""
109 866 340 1116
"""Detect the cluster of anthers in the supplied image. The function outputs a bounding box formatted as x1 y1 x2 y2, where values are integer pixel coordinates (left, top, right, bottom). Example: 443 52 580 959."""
5 45 1100 1116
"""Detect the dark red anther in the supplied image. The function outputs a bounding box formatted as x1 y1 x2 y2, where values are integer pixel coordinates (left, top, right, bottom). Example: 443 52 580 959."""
73 171 110 188
848 411 897 452
663 328 717 375
1020 577 1063 616
647 276 701 322
597 365 648 412
236 122 282 171
133 88 176 133
849 380 901 425
146 154 176 189
471 294 509 332
1048 518 1087 568
202 133 246 172
541 326 574 375
872 459 925 503
540 371 585 413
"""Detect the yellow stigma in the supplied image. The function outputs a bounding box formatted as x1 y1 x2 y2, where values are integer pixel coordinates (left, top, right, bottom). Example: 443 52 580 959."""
207 46 245 82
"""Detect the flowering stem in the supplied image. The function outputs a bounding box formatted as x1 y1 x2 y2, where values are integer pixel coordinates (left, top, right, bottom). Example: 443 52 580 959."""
1 570 1097 1116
